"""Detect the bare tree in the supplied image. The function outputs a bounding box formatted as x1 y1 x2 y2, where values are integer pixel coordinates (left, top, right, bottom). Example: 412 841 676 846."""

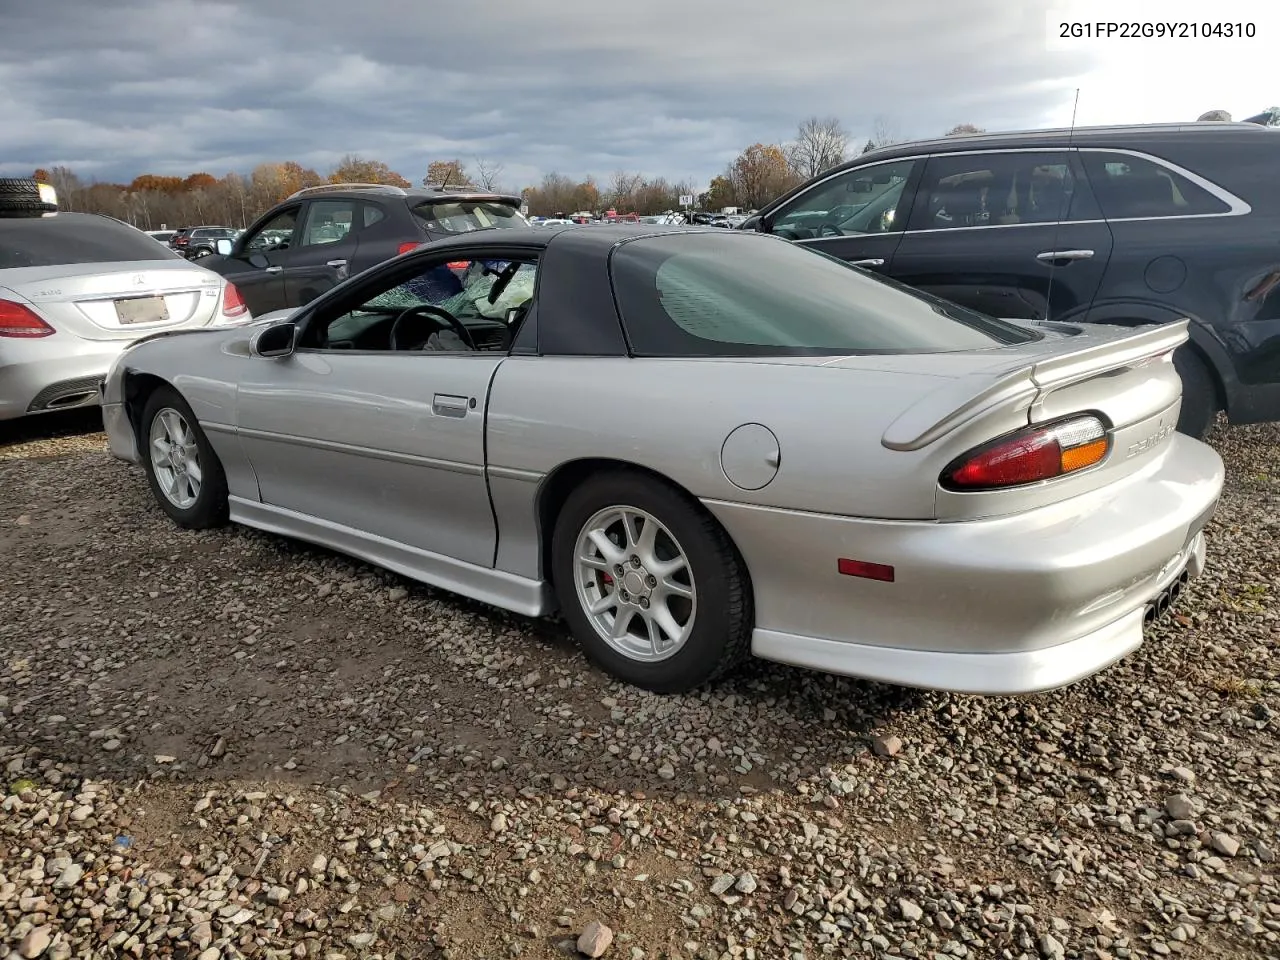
609 170 645 210
473 157 505 191
944 123 985 136
787 116 849 179
861 114 904 154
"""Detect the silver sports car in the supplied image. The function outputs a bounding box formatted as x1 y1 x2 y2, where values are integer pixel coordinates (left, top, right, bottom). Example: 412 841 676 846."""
101 226 1224 695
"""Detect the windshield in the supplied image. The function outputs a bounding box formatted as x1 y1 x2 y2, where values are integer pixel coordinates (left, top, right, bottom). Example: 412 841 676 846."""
610 233 1039 357
0 214 180 269
413 200 528 234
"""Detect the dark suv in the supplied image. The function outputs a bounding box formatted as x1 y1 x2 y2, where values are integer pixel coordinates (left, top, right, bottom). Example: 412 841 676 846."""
741 122 1280 437
199 183 528 316
179 226 238 259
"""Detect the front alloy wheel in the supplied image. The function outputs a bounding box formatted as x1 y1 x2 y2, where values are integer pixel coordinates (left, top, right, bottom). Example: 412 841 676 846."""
140 386 229 529
149 407 202 509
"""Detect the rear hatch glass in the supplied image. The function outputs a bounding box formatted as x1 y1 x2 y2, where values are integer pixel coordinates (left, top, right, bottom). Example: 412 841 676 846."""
413 200 528 234
611 232 1039 357
0 214 179 269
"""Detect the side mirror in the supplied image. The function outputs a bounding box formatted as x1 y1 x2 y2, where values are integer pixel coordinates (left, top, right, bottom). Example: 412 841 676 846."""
214 238 233 256
250 321 296 358
248 253 270 269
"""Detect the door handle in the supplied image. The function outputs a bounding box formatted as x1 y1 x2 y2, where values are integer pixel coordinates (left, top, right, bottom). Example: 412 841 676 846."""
327 259 349 280
850 258 885 267
264 265 283 274
432 393 470 418
1036 249 1094 263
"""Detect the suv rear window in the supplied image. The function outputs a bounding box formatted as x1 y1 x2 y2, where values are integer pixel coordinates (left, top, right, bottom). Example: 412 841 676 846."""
413 200 527 234
611 233 1038 357
0 214 179 269
1080 152 1232 219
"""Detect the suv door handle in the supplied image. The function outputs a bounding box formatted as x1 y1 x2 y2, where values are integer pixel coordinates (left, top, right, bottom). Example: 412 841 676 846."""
432 393 470 418
850 258 885 267
327 259 349 280
264 265 283 274
1036 249 1094 263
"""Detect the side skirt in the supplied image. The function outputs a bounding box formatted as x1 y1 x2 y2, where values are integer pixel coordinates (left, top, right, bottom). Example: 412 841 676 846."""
228 496 555 617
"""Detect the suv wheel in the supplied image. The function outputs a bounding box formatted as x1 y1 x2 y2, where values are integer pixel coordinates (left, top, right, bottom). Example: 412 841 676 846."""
1173 346 1219 439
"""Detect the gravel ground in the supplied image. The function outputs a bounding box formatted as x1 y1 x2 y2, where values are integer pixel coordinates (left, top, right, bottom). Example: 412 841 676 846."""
1 411 1276 960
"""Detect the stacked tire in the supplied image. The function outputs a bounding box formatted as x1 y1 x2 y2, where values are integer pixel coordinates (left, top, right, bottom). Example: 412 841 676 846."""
0 178 58 218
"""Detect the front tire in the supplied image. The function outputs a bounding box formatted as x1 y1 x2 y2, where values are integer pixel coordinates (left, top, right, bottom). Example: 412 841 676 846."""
140 387 229 529
1173 346 1218 439
551 470 752 693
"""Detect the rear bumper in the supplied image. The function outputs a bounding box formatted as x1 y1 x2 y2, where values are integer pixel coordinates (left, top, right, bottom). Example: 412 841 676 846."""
705 434 1224 695
0 336 126 421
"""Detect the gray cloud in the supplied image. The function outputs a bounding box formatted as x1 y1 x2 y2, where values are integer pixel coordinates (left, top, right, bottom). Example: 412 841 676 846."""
0 0 1102 188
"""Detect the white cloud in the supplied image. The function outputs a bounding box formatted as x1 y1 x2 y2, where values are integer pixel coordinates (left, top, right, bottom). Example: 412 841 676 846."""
0 0 1270 187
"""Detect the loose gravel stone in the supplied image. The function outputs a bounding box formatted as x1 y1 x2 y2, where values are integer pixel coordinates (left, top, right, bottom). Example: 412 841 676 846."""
0 413 1276 959
577 920 614 957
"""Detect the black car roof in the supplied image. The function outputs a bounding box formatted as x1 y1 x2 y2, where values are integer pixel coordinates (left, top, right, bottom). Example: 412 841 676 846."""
283 183 524 206
400 223 734 257
855 121 1277 164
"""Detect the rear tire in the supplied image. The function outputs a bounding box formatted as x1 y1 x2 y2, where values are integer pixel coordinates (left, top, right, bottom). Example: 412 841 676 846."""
551 470 753 693
1173 346 1218 439
140 387 229 529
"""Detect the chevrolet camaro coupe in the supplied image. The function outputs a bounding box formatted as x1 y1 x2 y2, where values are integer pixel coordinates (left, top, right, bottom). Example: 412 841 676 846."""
101 226 1224 694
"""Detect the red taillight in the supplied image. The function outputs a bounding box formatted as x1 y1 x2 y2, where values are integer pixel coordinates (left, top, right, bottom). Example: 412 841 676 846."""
447 260 471 270
0 299 55 338
221 282 248 319
941 416 1110 491
398 241 423 256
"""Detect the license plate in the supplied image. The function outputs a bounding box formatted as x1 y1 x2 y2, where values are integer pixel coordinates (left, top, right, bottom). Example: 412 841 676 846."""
114 296 169 325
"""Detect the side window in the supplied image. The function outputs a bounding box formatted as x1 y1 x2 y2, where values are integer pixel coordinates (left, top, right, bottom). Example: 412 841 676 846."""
299 258 538 352
362 202 387 228
908 152 1098 231
1079 152 1232 219
772 159 917 239
242 207 299 252
300 200 357 247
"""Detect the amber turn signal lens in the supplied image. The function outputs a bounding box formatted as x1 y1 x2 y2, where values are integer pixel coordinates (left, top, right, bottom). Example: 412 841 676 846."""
1060 437 1108 473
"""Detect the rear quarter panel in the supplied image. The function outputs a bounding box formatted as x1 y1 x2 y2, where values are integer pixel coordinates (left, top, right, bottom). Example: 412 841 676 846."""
484 355 1033 578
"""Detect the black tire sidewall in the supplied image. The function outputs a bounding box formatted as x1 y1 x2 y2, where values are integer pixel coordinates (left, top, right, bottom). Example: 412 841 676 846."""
141 388 229 528
551 472 748 693
1173 346 1217 439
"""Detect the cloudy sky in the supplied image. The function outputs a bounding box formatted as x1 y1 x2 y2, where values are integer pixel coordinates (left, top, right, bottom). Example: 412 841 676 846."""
0 0 1272 191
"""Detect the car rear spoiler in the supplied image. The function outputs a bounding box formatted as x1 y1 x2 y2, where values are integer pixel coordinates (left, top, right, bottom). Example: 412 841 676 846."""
881 320 1190 451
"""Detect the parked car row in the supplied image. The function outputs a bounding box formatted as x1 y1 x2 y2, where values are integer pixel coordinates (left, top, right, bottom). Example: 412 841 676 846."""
740 121 1280 438
0 180 253 421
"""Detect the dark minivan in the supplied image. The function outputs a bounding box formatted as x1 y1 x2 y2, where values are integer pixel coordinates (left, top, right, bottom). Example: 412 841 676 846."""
741 122 1280 437
198 183 528 318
